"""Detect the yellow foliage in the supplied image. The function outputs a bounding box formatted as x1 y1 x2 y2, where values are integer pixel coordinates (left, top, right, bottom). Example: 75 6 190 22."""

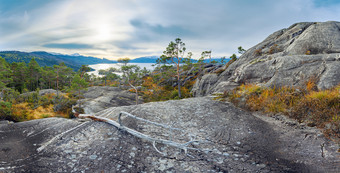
11 103 57 121
307 90 339 100
45 93 56 99
30 104 57 119
238 84 261 95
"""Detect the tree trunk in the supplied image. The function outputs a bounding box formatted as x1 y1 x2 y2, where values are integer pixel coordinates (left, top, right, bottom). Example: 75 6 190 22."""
56 69 59 98
128 82 138 105
177 78 181 99
135 88 138 105
176 63 181 99
56 79 59 98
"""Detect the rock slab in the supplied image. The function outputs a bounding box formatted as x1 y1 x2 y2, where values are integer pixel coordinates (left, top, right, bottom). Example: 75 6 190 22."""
1 97 339 172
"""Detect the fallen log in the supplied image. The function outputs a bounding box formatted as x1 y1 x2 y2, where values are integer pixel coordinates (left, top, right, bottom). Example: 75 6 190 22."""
75 110 205 155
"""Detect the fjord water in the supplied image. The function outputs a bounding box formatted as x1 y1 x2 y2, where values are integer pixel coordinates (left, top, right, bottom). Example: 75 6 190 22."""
88 63 156 76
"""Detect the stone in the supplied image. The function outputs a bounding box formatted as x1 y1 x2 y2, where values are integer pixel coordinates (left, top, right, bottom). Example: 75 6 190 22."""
75 86 141 114
191 73 219 96
0 97 338 172
89 155 97 160
193 21 340 96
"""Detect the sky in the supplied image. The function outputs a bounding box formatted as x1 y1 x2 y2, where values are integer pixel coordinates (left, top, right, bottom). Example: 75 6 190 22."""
1 0 340 60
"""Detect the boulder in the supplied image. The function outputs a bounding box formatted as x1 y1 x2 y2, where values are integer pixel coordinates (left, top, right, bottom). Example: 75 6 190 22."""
191 73 219 96
0 97 339 172
76 86 141 114
19 89 59 98
193 21 340 96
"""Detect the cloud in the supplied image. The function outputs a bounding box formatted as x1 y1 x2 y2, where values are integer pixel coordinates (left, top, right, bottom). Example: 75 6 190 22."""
43 43 93 49
1 0 340 59
130 19 195 37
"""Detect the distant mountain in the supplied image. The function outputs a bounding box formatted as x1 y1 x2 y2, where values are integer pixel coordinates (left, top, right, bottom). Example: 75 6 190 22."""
201 58 230 63
129 56 230 64
130 56 159 63
0 51 116 71
0 50 231 71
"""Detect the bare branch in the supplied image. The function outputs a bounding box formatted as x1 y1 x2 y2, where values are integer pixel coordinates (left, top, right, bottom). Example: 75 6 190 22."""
77 111 205 155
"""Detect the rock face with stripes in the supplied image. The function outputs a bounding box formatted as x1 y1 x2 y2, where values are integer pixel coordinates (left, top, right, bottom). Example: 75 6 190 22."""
1 97 339 172
192 21 340 96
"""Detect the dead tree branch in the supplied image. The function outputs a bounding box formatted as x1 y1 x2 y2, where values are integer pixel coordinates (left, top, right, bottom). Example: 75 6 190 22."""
74 109 205 155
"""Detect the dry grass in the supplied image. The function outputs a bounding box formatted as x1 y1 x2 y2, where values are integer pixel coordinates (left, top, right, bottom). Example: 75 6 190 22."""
1 93 75 122
225 82 340 141
141 75 194 102
11 103 67 121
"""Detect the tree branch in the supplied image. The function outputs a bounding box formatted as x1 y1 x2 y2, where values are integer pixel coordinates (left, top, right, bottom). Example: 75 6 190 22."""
74 110 205 155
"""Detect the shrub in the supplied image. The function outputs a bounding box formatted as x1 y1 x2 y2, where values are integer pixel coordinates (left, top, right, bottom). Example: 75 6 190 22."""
223 83 340 141
0 101 12 121
254 48 262 56
268 44 281 54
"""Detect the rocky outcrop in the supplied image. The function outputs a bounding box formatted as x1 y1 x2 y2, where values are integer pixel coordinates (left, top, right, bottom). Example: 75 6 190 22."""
18 89 60 98
1 97 339 172
193 21 340 96
76 86 141 114
191 73 219 96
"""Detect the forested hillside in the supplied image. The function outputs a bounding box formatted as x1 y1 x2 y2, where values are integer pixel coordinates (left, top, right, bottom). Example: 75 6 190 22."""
0 51 116 71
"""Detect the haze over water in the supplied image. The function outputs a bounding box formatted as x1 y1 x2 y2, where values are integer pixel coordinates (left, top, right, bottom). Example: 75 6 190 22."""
88 63 156 76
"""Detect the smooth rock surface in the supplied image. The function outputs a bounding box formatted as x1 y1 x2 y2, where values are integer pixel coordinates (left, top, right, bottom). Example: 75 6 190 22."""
1 97 339 172
76 86 141 114
193 21 340 96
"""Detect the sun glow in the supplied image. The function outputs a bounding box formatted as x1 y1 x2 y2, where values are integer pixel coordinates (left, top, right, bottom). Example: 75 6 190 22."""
95 24 112 41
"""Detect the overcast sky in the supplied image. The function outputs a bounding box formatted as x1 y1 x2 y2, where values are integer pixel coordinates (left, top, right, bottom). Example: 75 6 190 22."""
1 0 340 59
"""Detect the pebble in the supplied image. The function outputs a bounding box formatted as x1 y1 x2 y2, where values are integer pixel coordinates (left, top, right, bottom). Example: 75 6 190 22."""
159 164 166 171
256 164 266 168
213 149 222 154
64 150 72 154
159 159 167 164
167 162 174 167
89 155 97 160
67 162 75 168
89 127 95 132
223 153 230 156
130 152 135 157
216 158 224 164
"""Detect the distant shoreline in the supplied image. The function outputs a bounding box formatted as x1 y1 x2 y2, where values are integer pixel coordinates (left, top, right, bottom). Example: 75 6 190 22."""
87 63 156 76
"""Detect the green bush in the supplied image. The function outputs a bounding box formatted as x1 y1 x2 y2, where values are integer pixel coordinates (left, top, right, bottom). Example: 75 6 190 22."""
0 101 12 121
